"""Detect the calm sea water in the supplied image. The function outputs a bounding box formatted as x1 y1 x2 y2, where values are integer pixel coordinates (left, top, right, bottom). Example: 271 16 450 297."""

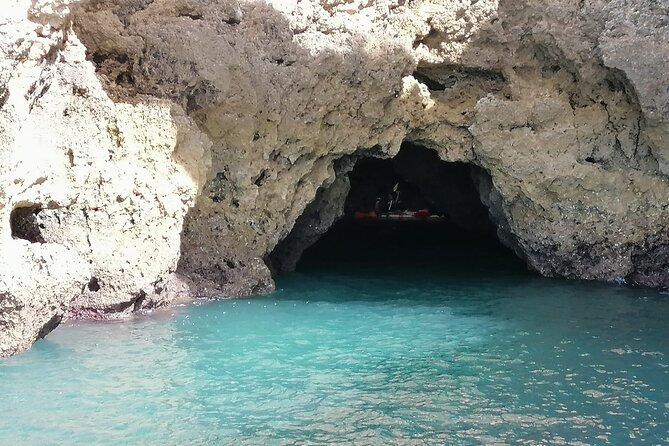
1 223 668 445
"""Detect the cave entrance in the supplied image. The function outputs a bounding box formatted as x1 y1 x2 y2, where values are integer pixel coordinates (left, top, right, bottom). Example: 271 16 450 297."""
270 143 527 276
10 206 46 243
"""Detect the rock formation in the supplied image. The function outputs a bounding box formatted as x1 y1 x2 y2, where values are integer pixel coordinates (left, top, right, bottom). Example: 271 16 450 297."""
1 0 210 355
1 0 668 355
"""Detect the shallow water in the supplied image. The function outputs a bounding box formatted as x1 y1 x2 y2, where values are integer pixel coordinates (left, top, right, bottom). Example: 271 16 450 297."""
1 224 668 445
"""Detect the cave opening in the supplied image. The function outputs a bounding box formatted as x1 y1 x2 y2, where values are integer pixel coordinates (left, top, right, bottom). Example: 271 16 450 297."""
10 206 46 243
271 143 527 277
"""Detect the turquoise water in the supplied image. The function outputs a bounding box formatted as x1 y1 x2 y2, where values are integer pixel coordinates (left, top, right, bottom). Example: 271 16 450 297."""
1 224 668 445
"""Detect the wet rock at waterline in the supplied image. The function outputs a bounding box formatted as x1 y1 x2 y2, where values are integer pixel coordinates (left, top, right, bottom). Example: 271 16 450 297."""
1 0 669 355
0 240 90 357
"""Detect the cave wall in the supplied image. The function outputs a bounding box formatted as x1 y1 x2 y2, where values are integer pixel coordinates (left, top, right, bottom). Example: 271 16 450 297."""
270 170 351 274
1 0 669 355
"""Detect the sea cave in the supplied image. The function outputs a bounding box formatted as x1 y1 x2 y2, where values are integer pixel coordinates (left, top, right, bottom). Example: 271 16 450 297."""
2 0 669 443
271 143 526 276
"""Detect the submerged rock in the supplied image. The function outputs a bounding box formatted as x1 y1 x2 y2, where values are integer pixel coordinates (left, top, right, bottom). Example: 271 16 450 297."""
1 0 668 355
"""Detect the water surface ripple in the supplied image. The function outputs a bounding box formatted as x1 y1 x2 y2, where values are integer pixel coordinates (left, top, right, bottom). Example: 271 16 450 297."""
1 270 668 445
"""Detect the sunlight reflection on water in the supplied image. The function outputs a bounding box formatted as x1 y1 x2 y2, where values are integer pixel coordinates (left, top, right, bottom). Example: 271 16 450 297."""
1 270 668 445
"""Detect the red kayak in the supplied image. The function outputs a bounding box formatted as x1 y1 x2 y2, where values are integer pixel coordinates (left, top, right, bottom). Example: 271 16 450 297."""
353 211 378 220
354 209 433 221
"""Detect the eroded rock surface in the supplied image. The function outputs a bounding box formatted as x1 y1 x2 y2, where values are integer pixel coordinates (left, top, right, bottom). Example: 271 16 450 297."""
0 240 89 357
1 0 210 354
270 164 352 274
1 0 668 355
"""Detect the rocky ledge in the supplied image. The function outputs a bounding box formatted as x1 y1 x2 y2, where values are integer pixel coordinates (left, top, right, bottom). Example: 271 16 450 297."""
1 0 668 356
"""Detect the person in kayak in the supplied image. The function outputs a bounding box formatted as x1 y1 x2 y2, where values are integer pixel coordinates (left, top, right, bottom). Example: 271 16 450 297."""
383 183 398 213
374 196 382 213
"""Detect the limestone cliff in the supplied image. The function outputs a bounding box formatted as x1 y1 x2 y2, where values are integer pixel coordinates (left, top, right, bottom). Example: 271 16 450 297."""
1 0 668 356
0 0 210 355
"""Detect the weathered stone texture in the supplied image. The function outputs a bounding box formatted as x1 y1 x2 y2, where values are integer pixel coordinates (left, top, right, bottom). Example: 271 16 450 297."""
1 0 210 354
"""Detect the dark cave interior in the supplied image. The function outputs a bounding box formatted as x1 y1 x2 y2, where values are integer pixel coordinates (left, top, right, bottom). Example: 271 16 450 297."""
343 144 493 231
274 143 527 276
10 206 46 243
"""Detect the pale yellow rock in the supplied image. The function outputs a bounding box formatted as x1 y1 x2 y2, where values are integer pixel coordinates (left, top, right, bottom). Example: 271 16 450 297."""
1 0 210 354
0 240 89 357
